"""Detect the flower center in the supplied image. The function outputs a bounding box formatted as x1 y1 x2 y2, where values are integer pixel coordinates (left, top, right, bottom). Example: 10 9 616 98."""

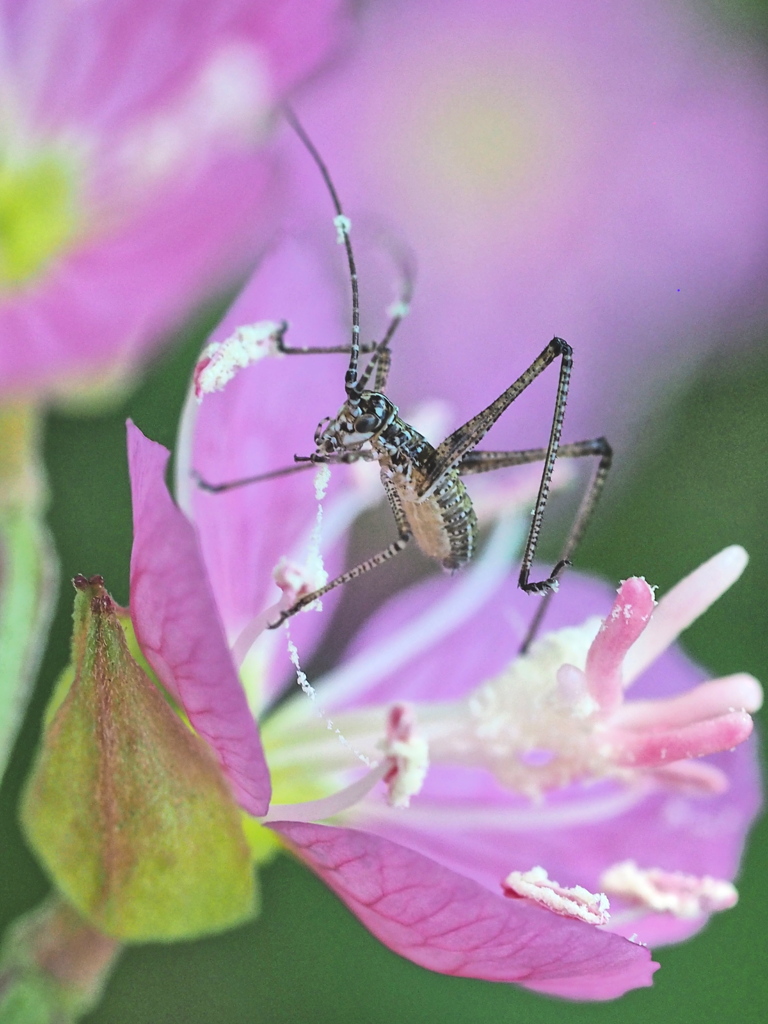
0 149 78 288
422 620 606 798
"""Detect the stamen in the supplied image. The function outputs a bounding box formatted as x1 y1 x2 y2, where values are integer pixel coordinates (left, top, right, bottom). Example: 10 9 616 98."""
231 557 326 667
612 673 763 731
303 464 331 608
262 760 390 824
379 704 429 808
174 385 199 517
600 861 738 919
193 320 284 400
608 709 753 767
647 760 729 795
502 867 611 926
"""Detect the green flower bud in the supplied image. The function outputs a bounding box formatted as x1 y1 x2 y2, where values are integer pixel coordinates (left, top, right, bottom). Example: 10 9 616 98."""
21 576 256 941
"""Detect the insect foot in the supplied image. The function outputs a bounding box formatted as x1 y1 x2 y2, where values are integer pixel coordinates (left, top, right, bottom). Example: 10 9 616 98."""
520 558 572 595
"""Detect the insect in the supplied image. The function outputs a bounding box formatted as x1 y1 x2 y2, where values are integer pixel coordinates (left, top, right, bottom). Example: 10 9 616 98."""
198 110 612 650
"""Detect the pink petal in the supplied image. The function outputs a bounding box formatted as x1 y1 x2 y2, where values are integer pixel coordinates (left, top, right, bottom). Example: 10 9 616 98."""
0 154 277 395
0 0 351 396
585 577 655 714
321 549 611 712
270 821 657 999
127 420 270 816
7 0 348 139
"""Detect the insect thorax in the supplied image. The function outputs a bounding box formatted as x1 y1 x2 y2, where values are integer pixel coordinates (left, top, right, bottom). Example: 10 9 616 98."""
315 392 479 572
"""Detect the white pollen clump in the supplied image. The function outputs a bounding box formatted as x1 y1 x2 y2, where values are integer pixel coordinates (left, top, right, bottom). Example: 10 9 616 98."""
272 556 326 602
333 214 351 244
600 860 738 919
194 320 283 400
457 620 603 798
303 465 330 607
380 705 429 808
502 866 610 926
314 462 331 501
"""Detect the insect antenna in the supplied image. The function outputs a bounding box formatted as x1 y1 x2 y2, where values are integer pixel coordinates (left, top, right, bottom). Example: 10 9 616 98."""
355 238 416 393
283 106 362 398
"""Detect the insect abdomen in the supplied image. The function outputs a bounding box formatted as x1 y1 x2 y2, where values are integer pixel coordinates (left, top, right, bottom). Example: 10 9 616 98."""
398 469 478 571
377 419 478 571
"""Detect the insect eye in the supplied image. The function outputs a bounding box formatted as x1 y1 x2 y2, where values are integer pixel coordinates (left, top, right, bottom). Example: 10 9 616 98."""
354 414 379 434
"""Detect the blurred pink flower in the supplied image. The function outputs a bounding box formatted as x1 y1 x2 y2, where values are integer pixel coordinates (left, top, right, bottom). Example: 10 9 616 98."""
0 0 350 397
121 245 761 994
269 0 768 453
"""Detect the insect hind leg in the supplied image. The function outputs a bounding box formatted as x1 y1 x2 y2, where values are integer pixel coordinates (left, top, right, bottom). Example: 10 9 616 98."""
460 436 613 649
268 478 413 628
424 337 574 595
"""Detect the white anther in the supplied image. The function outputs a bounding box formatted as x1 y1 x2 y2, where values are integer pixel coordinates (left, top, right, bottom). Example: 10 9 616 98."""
272 556 326 603
379 704 429 808
600 860 738 919
194 320 283 400
502 866 610 926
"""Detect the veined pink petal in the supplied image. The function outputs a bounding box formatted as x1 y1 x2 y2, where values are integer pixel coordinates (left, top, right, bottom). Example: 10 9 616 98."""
585 577 655 714
127 420 271 816
624 546 748 684
270 821 657 999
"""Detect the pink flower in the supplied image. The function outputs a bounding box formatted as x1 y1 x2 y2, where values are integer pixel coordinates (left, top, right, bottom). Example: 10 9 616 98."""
268 0 768 451
124 290 761 997
0 0 350 397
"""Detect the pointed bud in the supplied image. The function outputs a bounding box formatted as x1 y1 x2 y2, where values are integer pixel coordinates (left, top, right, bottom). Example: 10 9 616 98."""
21 576 256 941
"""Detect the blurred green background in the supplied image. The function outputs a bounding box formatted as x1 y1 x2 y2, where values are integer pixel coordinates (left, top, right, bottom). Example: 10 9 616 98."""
2 0 768 1021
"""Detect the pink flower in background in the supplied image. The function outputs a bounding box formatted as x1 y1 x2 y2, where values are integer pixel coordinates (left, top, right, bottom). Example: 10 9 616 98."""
0 0 350 397
269 0 768 453
121 241 761 995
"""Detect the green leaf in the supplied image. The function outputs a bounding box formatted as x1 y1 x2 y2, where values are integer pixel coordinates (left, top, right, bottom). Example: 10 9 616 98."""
21 577 256 942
